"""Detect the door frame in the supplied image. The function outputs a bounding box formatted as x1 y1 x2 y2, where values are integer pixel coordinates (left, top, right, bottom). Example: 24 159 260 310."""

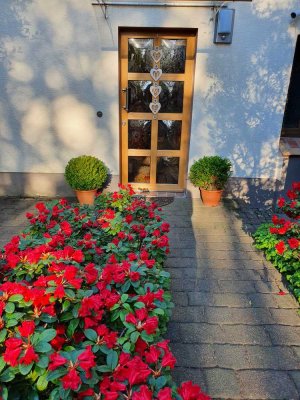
118 27 198 192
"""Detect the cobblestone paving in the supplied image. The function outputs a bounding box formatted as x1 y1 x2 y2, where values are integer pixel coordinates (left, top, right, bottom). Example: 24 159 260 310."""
163 198 300 400
0 197 300 399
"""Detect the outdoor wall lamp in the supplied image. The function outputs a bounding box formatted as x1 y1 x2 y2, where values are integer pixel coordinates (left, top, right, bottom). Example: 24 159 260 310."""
214 7 235 44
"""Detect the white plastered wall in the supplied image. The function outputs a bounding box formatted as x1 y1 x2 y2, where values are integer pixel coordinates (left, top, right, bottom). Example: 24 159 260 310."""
0 0 299 196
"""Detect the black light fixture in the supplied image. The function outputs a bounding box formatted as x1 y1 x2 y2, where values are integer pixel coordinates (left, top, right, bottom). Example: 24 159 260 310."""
214 7 235 44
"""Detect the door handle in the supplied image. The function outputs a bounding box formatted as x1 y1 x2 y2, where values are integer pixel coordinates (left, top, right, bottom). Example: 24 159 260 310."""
122 87 131 112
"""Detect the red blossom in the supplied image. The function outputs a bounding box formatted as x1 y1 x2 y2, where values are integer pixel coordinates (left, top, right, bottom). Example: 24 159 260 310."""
132 385 153 400
277 197 285 207
157 387 173 400
19 345 39 365
178 381 211 400
48 352 68 370
62 368 81 391
78 346 96 378
288 237 299 249
18 321 35 337
275 241 285 255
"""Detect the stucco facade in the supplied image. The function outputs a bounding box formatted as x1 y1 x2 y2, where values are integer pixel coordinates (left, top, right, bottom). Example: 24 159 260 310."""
0 0 299 200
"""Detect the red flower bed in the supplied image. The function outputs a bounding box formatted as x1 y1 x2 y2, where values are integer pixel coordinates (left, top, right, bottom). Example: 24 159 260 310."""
0 185 210 400
254 182 300 302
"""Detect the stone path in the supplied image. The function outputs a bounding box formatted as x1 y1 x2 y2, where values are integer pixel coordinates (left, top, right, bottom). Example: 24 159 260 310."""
163 198 300 400
0 197 300 399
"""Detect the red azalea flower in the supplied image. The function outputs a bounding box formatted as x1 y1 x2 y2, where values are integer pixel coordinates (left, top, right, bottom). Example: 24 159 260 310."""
140 250 149 260
288 237 299 249
269 227 278 234
287 190 297 200
157 387 173 400
275 241 285 255
48 352 68 370
78 346 96 378
60 221 72 236
54 284 65 299
145 345 161 364
3 338 23 367
143 316 159 335
62 368 81 391
18 320 35 338
19 345 39 365
161 351 176 369
161 222 170 232
178 381 211 400
277 197 285 207
132 385 153 400
77 389 95 400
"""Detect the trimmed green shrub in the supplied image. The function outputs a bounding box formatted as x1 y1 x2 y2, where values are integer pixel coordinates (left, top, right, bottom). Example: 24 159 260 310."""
64 155 108 191
189 156 232 190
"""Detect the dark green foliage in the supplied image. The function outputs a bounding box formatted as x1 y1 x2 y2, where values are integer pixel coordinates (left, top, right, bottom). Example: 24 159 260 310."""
64 155 108 190
189 156 232 190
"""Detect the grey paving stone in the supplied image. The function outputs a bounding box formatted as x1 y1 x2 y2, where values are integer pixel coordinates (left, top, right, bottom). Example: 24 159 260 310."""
170 343 217 368
188 292 215 307
222 325 272 345
264 325 300 345
254 280 285 293
166 267 197 279
248 293 299 309
290 371 300 394
238 370 299 399
167 322 224 344
171 278 196 291
171 292 189 306
170 306 206 323
218 280 257 293
214 344 250 369
204 368 241 399
213 293 252 307
246 345 300 370
269 308 300 326
205 306 273 325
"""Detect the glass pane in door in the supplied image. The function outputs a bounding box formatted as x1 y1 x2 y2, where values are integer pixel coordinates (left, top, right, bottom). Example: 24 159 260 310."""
161 39 186 73
160 81 184 113
158 120 182 150
128 120 151 149
128 81 152 112
128 38 154 72
156 157 179 184
128 156 151 183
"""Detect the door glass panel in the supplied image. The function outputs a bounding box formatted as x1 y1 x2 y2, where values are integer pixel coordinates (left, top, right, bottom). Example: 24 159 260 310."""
128 156 151 183
128 120 151 149
160 81 184 113
128 81 152 112
128 38 154 73
158 120 182 150
161 39 186 73
156 157 179 184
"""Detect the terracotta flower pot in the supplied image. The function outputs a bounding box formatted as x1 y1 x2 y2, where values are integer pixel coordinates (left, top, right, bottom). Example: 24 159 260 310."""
199 188 223 207
75 189 97 205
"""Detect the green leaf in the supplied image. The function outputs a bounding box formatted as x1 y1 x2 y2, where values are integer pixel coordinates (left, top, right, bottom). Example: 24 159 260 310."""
2 386 8 400
106 350 118 370
121 294 129 303
62 300 70 312
37 355 49 369
9 294 23 302
66 319 79 337
155 375 167 390
134 302 145 309
84 329 97 342
6 319 18 328
96 365 112 373
123 342 131 353
47 368 66 382
0 357 6 374
130 331 140 344
37 372 48 391
49 388 60 400
34 342 52 353
38 329 57 343
0 368 15 382
19 362 33 375
5 302 15 314
0 329 7 343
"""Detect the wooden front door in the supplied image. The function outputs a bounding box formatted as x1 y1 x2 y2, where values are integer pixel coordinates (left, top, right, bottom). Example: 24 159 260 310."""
119 28 197 191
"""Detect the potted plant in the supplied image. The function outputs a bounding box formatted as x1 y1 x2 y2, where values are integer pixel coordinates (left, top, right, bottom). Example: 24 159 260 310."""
189 155 232 206
64 155 108 205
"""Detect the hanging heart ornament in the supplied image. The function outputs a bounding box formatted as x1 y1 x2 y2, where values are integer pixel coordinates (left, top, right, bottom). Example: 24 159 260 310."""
150 85 162 98
150 48 163 63
149 101 161 114
150 67 162 81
